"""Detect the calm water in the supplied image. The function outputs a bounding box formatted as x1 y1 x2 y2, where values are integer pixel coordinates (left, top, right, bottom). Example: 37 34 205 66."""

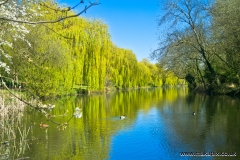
2 88 240 159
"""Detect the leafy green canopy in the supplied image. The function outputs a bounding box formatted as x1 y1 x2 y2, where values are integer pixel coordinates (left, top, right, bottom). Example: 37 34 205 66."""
1 1 183 97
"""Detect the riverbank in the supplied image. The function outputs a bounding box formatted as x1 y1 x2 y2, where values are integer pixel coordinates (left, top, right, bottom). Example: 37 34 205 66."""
78 85 187 95
194 84 240 98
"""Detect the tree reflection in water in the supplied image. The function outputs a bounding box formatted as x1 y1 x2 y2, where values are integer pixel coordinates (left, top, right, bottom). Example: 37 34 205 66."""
3 88 240 160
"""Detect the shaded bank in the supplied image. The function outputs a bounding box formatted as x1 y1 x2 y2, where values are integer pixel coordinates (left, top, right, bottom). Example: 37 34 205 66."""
193 84 240 99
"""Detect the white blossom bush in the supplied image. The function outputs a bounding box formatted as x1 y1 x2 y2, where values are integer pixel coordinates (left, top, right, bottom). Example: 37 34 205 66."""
0 0 39 74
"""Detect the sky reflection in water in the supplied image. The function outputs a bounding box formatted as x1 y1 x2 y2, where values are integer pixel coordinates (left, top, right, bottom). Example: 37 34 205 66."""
109 90 240 160
13 88 240 160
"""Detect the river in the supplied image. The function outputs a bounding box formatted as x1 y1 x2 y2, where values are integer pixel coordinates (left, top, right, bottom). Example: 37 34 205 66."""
1 88 239 159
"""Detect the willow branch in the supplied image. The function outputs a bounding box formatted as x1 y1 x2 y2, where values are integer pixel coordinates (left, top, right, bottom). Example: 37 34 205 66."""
41 24 74 39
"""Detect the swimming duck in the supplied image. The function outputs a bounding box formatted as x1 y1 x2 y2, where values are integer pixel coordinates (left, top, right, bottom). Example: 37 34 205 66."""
40 122 49 128
120 116 126 119
192 112 196 115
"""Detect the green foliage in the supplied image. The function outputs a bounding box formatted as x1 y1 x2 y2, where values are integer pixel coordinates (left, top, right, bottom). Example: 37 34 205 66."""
1 1 182 98
211 0 240 84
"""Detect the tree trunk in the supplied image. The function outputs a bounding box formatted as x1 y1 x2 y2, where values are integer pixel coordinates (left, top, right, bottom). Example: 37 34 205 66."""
196 60 206 89
200 47 221 85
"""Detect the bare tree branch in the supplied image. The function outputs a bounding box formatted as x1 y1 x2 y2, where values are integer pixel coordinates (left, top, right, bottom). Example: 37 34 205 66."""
0 76 75 127
0 0 100 24
1 77 41 111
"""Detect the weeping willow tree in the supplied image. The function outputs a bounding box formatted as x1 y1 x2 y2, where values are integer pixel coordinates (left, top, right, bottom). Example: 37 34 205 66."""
107 46 139 89
3 0 112 97
82 20 110 92
137 61 152 87
107 47 176 89
137 59 165 87
2 0 183 98
58 17 111 92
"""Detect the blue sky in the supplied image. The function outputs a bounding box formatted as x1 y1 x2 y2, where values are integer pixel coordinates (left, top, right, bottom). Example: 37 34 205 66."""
58 0 161 62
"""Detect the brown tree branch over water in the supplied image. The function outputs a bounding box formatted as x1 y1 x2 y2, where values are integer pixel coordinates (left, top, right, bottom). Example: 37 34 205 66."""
0 76 77 129
0 0 100 24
